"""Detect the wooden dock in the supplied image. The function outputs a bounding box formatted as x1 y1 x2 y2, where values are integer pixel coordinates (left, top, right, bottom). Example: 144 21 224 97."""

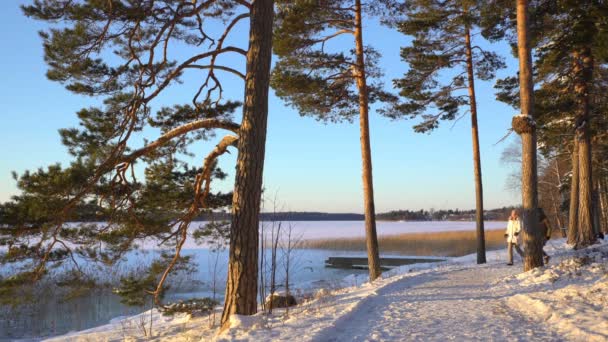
325 256 444 270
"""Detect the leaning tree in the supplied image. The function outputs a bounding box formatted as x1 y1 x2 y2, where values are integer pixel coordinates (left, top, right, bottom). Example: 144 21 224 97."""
387 0 507 264
0 0 274 328
271 0 398 281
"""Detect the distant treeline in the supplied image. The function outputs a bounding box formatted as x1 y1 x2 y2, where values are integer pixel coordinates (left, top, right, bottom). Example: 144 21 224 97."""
200 211 365 221
375 207 517 222
196 207 517 221
0 203 516 223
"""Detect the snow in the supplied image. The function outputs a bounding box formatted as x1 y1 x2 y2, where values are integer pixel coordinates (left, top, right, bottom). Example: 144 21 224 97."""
504 246 608 342
43 238 608 342
44 310 204 342
545 116 573 127
514 113 537 127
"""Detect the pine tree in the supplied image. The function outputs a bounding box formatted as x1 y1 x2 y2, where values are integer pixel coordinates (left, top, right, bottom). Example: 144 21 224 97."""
0 1 275 325
221 0 275 328
568 137 580 243
593 74 608 236
388 0 506 264
271 0 398 281
513 0 543 270
490 0 608 247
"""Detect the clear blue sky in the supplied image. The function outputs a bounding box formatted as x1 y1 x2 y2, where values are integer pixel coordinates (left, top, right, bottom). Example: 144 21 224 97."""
0 1 520 213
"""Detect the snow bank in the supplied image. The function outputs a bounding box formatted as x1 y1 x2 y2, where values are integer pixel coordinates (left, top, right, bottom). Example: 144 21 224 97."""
505 245 608 342
44 309 200 342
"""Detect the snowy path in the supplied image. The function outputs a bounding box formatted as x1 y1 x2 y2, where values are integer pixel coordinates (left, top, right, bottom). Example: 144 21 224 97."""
313 263 563 342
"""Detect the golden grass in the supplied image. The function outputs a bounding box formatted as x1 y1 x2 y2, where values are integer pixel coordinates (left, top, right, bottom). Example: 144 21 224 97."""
300 229 507 257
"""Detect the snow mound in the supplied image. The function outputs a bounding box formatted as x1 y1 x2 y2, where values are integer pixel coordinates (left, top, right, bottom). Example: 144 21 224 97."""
507 245 608 342
228 314 265 331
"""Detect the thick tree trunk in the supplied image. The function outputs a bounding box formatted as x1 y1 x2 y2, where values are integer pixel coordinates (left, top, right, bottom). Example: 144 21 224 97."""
577 138 595 245
464 26 486 264
568 137 579 244
515 0 543 271
221 0 274 329
574 48 596 247
354 0 381 281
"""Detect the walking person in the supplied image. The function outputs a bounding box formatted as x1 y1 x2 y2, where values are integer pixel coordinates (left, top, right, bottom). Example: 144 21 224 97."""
538 208 553 264
505 209 524 265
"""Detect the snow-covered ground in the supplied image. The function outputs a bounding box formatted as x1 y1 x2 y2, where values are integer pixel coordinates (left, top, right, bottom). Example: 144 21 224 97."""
45 238 607 342
505 246 608 341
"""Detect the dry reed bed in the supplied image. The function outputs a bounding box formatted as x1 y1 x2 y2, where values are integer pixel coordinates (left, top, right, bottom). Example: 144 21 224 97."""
300 229 507 257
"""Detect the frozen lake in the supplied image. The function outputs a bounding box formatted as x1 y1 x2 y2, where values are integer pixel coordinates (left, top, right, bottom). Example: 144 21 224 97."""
158 220 508 249
0 248 368 340
274 220 508 239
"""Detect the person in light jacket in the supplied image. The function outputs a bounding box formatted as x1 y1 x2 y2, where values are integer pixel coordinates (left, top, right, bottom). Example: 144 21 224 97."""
505 209 524 265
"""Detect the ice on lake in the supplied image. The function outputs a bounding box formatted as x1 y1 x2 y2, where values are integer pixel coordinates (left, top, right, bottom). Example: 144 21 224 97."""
145 220 508 249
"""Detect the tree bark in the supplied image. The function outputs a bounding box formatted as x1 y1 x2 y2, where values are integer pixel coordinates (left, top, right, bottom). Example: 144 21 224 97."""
568 137 579 244
464 25 486 264
221 0 274 329
515 0 543 271
354 0 381 281
573 47 596 247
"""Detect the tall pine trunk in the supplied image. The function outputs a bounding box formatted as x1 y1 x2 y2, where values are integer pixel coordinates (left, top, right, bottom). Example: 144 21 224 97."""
573 47 596 247
515 0 543 271
354 0 381 281
464 25 486 264
221 0 274 328
568 137 579 244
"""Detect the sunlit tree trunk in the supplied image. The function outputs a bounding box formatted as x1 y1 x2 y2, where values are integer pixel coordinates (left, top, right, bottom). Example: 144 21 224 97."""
354 0 381 281
514 0 543 271
464 25 486 264
573 47 596 247
221 0 274 328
